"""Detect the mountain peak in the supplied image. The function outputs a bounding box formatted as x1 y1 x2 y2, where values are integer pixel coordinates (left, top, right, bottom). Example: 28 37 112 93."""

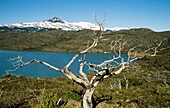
0 17 130 32
47 17 65 23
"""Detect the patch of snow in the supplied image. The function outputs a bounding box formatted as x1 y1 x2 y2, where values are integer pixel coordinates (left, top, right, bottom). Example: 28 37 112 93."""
105 27 129 31
72 22 99 30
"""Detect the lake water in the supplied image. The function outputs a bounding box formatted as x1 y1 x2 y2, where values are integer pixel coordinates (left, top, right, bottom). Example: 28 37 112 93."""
0 50 129 78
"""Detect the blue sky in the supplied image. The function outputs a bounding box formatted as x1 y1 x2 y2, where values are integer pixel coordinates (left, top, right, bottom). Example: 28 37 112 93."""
0 0 170 31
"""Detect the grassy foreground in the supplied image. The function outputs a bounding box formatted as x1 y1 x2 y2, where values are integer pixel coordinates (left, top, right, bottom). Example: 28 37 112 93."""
0 53 170 108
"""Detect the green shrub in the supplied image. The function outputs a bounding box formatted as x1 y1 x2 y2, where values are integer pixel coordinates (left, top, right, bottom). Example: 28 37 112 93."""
39 93 58 108
128 78 143 86
66 91 82 101
156 87 170 95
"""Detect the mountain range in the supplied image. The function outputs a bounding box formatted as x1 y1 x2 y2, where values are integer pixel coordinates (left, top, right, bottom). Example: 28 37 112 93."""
0 17 128 32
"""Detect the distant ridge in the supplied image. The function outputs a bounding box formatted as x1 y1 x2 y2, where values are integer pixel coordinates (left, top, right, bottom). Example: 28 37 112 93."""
0 26 170 52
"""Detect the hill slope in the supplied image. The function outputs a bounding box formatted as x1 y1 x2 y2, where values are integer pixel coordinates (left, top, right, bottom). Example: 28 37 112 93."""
0 28 170 53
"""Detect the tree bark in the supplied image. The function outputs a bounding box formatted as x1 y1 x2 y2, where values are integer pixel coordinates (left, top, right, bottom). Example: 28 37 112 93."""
83 88 95 108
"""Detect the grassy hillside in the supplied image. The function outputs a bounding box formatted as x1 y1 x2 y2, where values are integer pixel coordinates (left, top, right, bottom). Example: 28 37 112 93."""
0 28 170 53
0 53 170 108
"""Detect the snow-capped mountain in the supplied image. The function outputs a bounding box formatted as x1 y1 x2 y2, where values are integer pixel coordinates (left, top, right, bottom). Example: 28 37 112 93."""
0 17 128 32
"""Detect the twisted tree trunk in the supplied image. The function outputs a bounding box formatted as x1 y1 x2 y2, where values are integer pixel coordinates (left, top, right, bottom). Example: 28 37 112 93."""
83 88 95 108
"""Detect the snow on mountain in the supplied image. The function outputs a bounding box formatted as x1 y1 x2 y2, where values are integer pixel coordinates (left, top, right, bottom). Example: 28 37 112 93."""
72 22 100 30
0 17 128 32
105 27 129 31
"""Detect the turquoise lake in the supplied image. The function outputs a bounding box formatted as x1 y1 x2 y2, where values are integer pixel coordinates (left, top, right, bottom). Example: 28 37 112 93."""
0 50 129 78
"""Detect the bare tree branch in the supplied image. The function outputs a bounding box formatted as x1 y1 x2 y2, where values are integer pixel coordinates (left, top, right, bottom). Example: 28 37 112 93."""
6 58 62 73
151 40 163 56
65 38 98 69
79 59 89 83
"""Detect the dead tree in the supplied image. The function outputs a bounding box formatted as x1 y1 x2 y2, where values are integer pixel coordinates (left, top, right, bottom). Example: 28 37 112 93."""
6 23 168 108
